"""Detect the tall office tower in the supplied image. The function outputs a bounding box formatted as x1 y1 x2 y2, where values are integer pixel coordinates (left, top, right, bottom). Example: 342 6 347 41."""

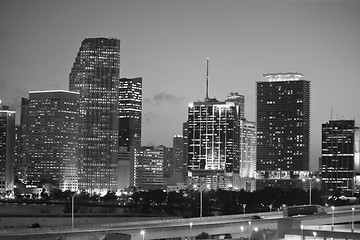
0 102 15 194
163 146 174 176
173 135 185 183
14 125 21 180
119 78 142 150
182 122 189 183
26 91 79 191
19 98 30 181
256 73 310 190
69 38 120 194
239 120 257 191
321 120 360 195
187 93 243 190
130 146 164 190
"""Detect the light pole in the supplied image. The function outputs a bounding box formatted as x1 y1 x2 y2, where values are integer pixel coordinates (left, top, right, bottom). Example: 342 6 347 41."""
248 221 251 240
352 207 355 233
71 191 79 228
331 206 335 231
189 222 193 240
200 186 203 218
240 226 244 240
141 230 145 240
309 178 319 205
300 225 303 240
195 183 209 218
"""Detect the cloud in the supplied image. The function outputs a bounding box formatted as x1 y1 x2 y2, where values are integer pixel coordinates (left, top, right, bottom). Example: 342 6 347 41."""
145 92 184 104
143 111 158 125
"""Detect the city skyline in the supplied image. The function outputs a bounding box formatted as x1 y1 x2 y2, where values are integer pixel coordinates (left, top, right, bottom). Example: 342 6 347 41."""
1 0 360 171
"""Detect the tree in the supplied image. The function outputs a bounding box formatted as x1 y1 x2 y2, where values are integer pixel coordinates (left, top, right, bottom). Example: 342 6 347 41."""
196 232 210 239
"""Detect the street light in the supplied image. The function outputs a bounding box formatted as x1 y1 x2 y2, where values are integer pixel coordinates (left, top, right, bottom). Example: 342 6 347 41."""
331 206 335 231
71 190 79 228
240 226 244 240
140 230 145 240
189 222 193 240
309 178 319 205
352 207 355 233
300 225 304 240
194 183 209 218
303 178 319 205
248 221 251 240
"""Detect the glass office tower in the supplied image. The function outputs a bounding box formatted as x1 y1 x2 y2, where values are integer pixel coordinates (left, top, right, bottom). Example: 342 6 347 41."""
256 73 310 189
69 38 120 194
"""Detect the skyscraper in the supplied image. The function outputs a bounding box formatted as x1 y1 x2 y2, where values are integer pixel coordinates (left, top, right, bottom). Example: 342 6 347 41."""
26 90 79 191
321 120 360 194
187 92 243 190
117 77 142 190
119 77 142 150
69 37 120 194
239 120 257 191
19 98 30 181
0 101 15 195
256 73 310 189
173 135 185 183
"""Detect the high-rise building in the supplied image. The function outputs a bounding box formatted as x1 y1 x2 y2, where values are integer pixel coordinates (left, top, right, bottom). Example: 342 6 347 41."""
239 120 257 191
117 77 142 190
173 135 185 183
321 120 360 194
0 101 15 195
130 146 164 190
119 78 142 150
26 90 79 191
256 73 310 189
182 122 189 183
69 37 120 194
19 98 29 181
14 125 21 180
187 92 244 190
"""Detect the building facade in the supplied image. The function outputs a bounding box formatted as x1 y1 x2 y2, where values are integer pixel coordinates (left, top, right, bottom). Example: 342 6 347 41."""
69 37 120 194
321 120 360 195
130 146 164 190
19 98 30 181
0 103 15 195
26 90 79 191
187 93 244 190
256 73 310 189
119 77 142 150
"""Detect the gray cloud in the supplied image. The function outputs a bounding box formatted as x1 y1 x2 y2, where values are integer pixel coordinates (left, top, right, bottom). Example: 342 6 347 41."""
143 111 158 125
145 92 184 104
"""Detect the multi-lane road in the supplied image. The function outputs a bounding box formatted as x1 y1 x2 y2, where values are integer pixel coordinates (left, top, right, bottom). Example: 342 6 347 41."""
1 204 359 240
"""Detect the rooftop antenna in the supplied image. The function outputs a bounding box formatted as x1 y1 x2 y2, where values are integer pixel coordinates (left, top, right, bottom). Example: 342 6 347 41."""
331 106 333 120
205 58 209 100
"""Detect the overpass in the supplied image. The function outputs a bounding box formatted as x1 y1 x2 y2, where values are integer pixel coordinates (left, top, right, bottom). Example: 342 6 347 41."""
1 205 360 240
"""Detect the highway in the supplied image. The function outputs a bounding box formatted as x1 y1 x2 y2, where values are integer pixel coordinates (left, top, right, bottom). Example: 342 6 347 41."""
0 204 359 240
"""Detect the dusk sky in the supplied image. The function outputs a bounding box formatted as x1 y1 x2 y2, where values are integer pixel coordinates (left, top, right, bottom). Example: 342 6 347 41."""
1 0 360 171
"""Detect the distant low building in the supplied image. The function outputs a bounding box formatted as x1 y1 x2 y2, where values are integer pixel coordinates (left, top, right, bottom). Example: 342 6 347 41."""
131 146 164 190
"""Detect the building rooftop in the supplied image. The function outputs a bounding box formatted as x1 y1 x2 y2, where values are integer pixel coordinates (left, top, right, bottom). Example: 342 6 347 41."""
263 72 304 82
